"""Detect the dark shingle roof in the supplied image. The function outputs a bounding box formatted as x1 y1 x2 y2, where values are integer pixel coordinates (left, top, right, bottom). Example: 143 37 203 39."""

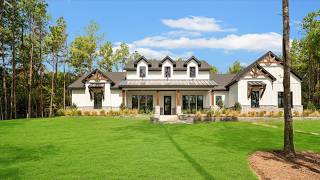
68 69 126 89
210 74 236 90
125 56 212 71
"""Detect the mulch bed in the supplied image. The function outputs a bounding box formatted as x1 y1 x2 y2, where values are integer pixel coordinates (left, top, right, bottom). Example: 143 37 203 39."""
249 151 320 180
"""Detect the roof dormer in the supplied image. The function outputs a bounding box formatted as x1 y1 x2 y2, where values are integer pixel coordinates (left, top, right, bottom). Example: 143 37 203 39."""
134 56 152 68
184 56 201 67
159 56 176 67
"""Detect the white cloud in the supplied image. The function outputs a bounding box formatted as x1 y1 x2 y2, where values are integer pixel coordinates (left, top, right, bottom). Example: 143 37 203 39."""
114 42 193 60
163 30 202 37
133 32 283 52
162 16 236 32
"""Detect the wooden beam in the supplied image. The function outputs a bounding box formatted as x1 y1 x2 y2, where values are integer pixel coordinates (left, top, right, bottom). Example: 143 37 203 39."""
156 90 160 105
210 90 214 107
176 90 180 106
122 90 126 105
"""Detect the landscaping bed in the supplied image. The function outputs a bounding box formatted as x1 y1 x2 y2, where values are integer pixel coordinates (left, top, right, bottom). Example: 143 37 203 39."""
250 151 320 180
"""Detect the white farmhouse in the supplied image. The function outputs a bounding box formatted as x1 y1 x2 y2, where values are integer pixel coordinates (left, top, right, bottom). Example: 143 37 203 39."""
69 51 303 115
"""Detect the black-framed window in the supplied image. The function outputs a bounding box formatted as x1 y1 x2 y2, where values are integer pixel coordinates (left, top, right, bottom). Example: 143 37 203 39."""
132 95 139 109
251 91 260 108
139 66 146 78
164 66 171 78
197 96 203 111
132 95 153 112
182 95 203 113
215 96 222 106
189 67 196 78
278 92 293 108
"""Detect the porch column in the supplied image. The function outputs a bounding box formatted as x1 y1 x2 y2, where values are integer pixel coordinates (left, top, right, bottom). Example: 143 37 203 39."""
155 90 160 116
176 90 181 115
122 90 126 106
210 90 214 110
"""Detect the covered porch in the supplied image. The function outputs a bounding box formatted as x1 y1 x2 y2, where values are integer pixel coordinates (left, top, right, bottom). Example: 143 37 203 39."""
121 89 215 115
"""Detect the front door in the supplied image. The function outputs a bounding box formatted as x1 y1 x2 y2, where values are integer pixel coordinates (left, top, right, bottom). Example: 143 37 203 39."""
94 93 103 109
164 96 171 115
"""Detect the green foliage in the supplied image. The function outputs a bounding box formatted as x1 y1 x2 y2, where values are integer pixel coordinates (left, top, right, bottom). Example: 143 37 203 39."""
210 66 219 74
56 109 65 116
307 102 317 110
233 102 242 112
290 10 320 108
227 60 244 74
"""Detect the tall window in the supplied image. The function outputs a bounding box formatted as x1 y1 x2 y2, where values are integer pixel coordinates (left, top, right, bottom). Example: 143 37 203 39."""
132 95 139 109
189 67 196 78
139 66 146 78
164 66 171 78
131 95 153 112
251 91 260 108
278 92 293 108
182 95 203 113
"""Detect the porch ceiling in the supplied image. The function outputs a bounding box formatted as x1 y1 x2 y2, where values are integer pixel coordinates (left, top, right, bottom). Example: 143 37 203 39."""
119 79 217 88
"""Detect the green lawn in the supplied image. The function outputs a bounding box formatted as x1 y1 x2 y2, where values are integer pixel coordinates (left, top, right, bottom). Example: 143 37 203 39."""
0 117 319 179
256 119 320 134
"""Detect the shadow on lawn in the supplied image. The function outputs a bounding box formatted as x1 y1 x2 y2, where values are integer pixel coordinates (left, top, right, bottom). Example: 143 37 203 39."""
162 125 214 180
0 144 58 178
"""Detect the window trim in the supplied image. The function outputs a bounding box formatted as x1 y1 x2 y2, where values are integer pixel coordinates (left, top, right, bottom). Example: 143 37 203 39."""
132 95 153 112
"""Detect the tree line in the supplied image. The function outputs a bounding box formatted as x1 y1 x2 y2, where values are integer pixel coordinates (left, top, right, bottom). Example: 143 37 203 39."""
0 0 135 120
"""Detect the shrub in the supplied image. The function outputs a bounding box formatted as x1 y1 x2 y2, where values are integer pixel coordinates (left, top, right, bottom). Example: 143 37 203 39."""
258 111 266 117
75 110 82 116
214 110 222 117
217 99 224 109
277 111 284 117
195 111 202 121
56 109 65 116
293 111 300 117
307 102 317 111
303 110 312 116
207 110 214 117
248 111 256 117
240 112 248 117
91 111 97 116
108 110 121 116
309 111 320 117
120 103 126 111
129 109 138 116
233 102 242 112
83 111 91 116
100 110 106 116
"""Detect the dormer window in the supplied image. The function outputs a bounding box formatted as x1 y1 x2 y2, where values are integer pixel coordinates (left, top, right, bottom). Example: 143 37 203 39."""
190 67 196 78
139 66 146 78
164 66 171 78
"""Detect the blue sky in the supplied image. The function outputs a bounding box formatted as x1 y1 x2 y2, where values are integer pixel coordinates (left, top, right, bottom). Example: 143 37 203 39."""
47 0 319 72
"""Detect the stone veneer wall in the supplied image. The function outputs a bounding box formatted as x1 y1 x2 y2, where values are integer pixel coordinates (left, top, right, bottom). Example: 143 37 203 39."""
241 105 303 113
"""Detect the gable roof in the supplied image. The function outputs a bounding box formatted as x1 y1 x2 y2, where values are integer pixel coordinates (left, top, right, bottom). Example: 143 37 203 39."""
133 56 152 67
184 56 201 67
160 56 176 66
68 69 126 89
254 51 302 80
225 63 276 88
125 56 211 71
